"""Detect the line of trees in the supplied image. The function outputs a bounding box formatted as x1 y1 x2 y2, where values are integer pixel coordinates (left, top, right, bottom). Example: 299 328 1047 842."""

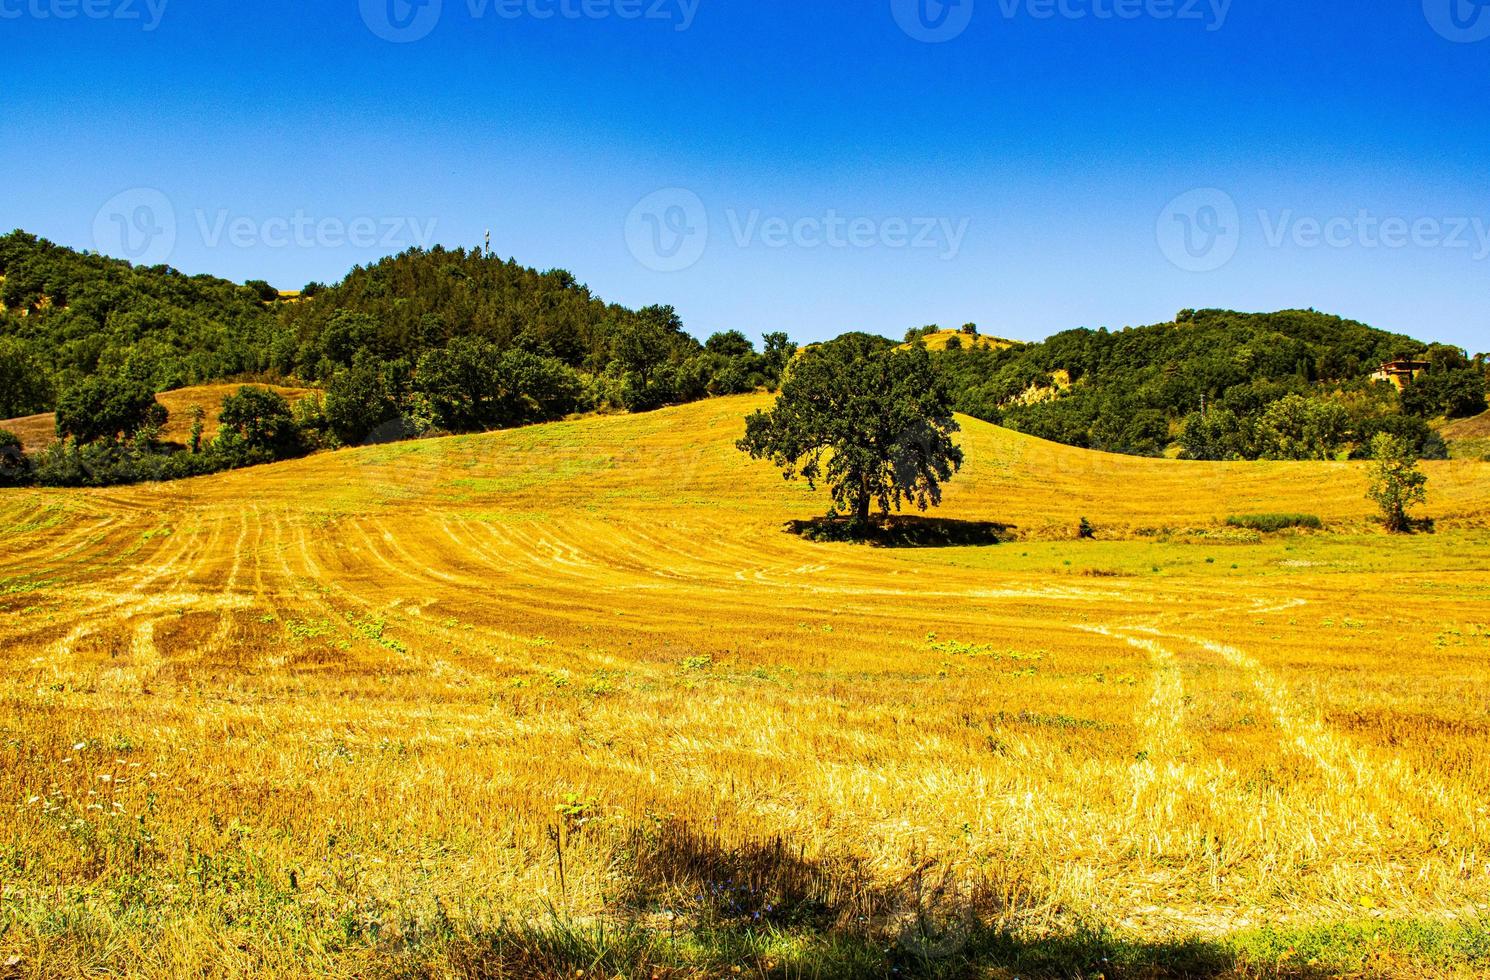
0 233 796 433
0 383 318 488
927 309 1486 459
1 233 799 485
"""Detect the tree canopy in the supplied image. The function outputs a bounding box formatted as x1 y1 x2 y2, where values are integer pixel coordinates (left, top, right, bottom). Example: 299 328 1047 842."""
739 335 964 528
929 308 1485 459
53 374 163 444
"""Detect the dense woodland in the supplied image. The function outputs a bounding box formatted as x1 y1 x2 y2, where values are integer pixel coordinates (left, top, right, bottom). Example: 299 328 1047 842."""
926 309 1488 460
1 229 1486 486
0 232 790 485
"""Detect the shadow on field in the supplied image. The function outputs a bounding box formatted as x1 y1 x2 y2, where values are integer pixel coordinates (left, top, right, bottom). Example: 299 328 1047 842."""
786 515 1017 548
435 820 1365 979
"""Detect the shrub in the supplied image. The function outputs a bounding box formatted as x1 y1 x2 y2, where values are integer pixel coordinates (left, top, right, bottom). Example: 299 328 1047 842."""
244 279 280 303
0 429 29 486
54 374 163 444
0 337 53 418
1224 514 1323 533
217 386 302 456
326 357 403 445
1367 433 1428 533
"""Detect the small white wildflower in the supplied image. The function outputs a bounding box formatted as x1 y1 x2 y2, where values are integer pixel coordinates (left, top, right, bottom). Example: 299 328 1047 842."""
26 796 40 805
73 742 86 750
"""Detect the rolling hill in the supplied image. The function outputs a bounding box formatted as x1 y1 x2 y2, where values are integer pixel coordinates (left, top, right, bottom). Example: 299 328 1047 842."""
1441 409 1490 460
2 396 1489 976
0 382 318 453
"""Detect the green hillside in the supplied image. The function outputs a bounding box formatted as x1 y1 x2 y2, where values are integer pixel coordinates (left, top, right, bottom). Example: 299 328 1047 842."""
931 308 1487 459
0 232 791 426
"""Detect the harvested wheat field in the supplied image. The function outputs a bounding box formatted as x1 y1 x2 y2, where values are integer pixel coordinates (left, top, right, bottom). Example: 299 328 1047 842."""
2 395 1489 978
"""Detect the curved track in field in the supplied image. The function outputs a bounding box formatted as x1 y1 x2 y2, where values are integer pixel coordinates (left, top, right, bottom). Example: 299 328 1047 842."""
1 395 1488 946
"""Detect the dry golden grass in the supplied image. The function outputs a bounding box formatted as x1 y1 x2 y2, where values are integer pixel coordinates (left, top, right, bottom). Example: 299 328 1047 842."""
1 395 1488 978
1441 411 1490 460
906 331 1015 353
0 383 318 453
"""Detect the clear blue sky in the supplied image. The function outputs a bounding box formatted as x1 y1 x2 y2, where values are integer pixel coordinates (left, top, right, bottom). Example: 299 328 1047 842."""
3 0 1486 352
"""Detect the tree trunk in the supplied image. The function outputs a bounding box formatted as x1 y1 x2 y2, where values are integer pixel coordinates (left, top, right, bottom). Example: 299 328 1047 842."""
852 473 872 530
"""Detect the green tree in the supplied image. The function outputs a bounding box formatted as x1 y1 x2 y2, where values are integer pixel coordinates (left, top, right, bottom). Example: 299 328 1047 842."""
320 311 383 370
188 405 206 453
704 330 754 358
762 332 795 379
217 386 300 455
54 374 162 444
1366 433 1428 533
0 337 53 417
1178 409 1249 460
244 279 280 303
415 338 510 431
1401 369 1487 420
610 305 685 389
0 429 29 486
738 335 963 529
1255 395 1349 460
325 357 401 445
498 349 585 423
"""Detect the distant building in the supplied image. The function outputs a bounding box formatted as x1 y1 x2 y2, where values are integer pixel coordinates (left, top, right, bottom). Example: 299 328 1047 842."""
1371 359 1430 390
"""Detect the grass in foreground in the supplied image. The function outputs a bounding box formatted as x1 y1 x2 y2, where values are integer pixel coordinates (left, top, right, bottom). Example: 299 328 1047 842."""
1 396 1488 978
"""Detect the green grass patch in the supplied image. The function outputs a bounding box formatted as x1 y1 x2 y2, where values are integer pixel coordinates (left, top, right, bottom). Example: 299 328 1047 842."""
1225 513 1324 533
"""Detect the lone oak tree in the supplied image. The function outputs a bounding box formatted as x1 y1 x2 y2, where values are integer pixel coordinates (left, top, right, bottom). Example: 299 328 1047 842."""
738 333 964 529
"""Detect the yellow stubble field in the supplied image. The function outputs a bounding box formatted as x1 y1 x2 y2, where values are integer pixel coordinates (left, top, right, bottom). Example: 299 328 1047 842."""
1 394 1487 978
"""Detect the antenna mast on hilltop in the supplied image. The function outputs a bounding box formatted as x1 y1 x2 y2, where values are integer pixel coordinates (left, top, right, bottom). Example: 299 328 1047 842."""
485 229 491 258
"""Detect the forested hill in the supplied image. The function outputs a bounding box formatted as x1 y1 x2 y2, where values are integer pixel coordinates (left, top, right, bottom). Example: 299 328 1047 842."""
1 232 796 437
929 309 1488 460
0 231 283 413
280 248 624 375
